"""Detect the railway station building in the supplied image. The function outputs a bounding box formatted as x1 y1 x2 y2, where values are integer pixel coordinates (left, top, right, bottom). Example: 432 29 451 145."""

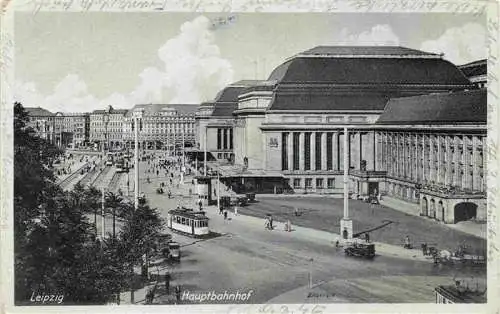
196 46 487 224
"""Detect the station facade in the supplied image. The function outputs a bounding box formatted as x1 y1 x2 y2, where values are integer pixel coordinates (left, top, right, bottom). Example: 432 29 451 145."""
196 46 487 224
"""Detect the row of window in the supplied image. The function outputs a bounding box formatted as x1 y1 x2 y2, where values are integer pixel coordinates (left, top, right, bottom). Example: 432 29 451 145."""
217 153 233 159
217 128 234 150
173 216 208 227
290 178 336 189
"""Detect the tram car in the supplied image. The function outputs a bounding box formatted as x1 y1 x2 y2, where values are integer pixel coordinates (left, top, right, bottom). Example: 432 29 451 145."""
167 208 210 238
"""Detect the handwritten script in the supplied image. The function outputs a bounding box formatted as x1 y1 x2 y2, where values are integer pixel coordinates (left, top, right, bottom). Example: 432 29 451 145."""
486 13 499 265
227 303 326 314
20 0 488 14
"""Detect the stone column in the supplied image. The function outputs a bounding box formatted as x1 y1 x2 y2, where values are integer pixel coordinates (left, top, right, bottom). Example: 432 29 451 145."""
444 135 451 185
482 135 487 192
287 132 293 171
321 132 327 171
389 132 393 175
429 135 434 184
414 134 419 182
299 132 305 171
311 132 316 171
422 134 429 182
453 135 460 187
437 135 442 185
395 133 400 177
472 135 478 191
462 135 469 190
333 131 339 170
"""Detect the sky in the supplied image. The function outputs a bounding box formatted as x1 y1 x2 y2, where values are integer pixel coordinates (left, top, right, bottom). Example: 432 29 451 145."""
13 12 486 113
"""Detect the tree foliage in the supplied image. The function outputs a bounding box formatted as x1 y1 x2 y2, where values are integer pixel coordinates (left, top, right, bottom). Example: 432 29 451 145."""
14 103 165 305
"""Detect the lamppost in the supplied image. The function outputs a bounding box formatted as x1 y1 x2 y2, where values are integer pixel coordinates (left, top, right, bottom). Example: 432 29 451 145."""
340 127 353 241
133 110 143 211
308 258 314 289
217 170 220 210
204 126 208 176
101 187 106 240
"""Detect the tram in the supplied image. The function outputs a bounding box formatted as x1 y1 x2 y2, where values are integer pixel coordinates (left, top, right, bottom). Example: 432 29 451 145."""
105 152 114 166
115 158 128 172
166 208 210 237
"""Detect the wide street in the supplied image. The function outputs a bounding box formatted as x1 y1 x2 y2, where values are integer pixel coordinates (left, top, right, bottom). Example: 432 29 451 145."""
121 154 486 304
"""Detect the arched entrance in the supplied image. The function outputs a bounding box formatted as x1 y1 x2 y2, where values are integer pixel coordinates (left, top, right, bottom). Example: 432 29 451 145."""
422 197 428 216
454 202 478 223
430 199 436 219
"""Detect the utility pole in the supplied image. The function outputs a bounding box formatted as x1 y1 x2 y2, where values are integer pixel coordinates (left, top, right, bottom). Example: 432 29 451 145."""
101 188 105 240
217 171 220 210
340 127 353 241
204 126 207 176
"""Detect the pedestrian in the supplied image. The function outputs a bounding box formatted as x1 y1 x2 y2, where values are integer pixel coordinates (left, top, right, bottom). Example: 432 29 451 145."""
422 242 428 256
219 205 224 215
269 217 273 230
404 235 411 249
365 233 370 243
294 207 299 217
174 285 181 302
198 199 203 211
224 210 228 220
234 205 238 216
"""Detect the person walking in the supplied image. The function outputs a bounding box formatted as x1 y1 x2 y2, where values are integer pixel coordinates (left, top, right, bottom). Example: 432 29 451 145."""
175 285 181 304
219 205 224 215
234 205 238 216
223 210 228 220
404 235 411 249
164 273 171 294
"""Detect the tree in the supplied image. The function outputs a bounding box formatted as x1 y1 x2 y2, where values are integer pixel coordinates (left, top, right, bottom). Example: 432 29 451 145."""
14 103 127 304
104 191 133 238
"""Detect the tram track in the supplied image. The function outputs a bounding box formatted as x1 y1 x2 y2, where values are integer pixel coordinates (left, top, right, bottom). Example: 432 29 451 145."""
108 172 123 192
58 161 94 190
90 166 112 187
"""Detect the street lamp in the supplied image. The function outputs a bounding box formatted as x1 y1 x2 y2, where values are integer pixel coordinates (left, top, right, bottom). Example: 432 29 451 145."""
340 127 353 241
217 170 220 211
308 258 314 289
101 187 106 240
132 110 143 211
204 126 208 176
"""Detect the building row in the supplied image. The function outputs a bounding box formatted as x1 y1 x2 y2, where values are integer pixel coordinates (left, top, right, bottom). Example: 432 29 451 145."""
195 46 487 225
25 104 198 150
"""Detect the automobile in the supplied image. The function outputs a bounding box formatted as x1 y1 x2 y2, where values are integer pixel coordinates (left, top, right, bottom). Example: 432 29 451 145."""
245 192 256 202
236 196 248 206
165 241 181 262
344 242 375 259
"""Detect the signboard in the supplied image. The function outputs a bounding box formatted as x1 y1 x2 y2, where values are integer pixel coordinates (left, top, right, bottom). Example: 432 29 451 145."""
269 137 279 148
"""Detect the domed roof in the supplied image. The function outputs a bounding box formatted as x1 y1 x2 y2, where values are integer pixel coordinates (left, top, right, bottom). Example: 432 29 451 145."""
268 47 471 86
266 46 473 111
